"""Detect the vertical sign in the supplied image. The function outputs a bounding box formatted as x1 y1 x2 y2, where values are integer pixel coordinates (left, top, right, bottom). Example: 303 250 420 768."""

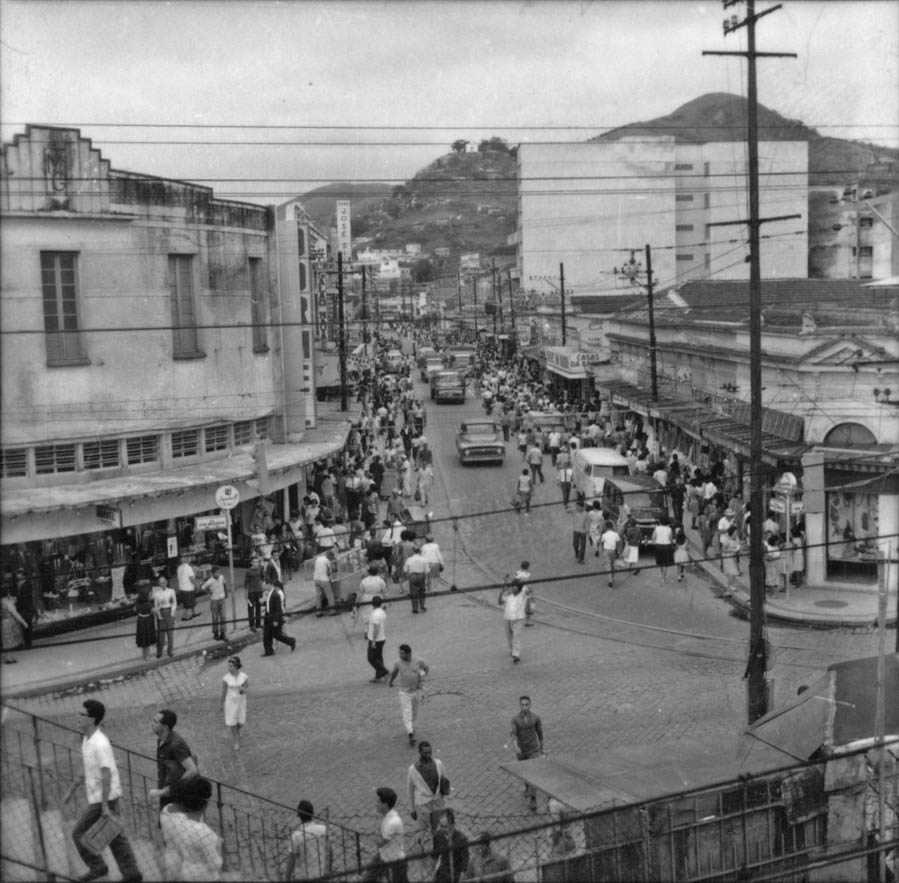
336 200 352 259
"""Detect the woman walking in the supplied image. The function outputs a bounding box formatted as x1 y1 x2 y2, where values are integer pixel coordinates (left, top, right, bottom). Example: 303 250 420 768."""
650 515 675 583
719 525 742 596
220 656 249 750
673 524 690 583
1 587 28 664
135 582 156 660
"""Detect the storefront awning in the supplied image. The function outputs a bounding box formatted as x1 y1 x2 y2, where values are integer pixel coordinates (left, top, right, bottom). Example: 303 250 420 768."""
544 345 607 380
700 418 809 467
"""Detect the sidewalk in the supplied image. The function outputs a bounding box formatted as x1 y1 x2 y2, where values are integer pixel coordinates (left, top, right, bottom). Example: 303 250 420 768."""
682 523 897 628
0 564 321 700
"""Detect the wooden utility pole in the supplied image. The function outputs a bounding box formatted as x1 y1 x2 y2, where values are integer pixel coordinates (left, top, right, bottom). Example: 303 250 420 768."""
472 275 478 338
559 263 566 346
337 252 347 412
507 270 516 335
645 245 658 401
705 0 797 724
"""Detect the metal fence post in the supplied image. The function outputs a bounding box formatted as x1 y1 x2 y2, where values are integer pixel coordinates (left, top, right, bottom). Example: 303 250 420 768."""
27 765 52 882
30 714 47 811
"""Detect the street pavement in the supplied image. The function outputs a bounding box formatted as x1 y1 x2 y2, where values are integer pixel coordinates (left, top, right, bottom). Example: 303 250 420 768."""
1 379 891 854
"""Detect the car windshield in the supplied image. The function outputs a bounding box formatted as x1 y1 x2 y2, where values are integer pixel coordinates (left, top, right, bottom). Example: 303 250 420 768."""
628 492 665 509
464 423 496 434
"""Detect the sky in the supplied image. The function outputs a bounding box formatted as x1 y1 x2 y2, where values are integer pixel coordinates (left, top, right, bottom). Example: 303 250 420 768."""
1 0 897 204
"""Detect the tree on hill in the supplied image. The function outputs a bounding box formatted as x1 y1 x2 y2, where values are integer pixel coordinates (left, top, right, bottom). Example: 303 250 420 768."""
451 139 469 154
478 137 510 154
412 259 434 283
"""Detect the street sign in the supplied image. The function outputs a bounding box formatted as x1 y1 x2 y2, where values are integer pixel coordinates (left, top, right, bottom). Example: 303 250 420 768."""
195 514 228 532
215 485 240 510
768 498 786 513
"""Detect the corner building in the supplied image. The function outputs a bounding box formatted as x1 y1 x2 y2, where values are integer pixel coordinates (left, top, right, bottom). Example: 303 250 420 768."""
1 126 342 629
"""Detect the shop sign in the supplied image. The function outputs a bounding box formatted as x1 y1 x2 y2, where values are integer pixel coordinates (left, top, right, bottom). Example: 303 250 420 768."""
96 505 122 528
215 485 241 510
545 348 606 371
195 514 229 532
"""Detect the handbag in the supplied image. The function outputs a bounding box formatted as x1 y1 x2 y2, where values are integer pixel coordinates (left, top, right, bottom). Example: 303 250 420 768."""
439 775 451 796
413 486 422 502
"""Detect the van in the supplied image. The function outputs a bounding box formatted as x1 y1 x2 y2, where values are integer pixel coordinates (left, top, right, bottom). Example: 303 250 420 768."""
572 448 631 501
421 356 445 383
383 350 404 372
600 476 669 541
430 371 466 403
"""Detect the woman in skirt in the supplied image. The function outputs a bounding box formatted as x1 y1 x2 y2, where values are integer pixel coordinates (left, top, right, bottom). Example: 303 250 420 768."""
650 515 675 583
719 526 742 596
673 524 690 582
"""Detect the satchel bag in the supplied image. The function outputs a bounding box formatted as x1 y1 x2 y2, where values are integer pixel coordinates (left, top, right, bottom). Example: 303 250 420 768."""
439 775 451 796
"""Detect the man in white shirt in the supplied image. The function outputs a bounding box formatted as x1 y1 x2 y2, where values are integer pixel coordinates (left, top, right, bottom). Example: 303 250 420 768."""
285 799 329 882
600 521 623 589
498 577 530 663
420 534 445 593
364 787 407 883
366 595 390 682
176 556 197 621
403 543 430 613
313 549 338 617
547 429 562 466
68 699 143 882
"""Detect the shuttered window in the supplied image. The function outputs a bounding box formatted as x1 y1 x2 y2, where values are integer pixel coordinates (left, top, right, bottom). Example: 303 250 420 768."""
205 425 229 452
41 252 88 366
0 449 28 478
171 429 200 459
255 417 270 440
83 439 121 470
127 435 159 464
35 444 77 474
233 421 254 446
169 255 202 358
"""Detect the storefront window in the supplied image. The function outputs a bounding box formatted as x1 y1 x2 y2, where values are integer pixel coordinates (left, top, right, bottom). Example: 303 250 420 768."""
826 490 879 580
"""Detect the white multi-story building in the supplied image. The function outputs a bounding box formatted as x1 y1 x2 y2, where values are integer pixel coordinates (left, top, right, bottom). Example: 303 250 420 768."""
517 137 808 296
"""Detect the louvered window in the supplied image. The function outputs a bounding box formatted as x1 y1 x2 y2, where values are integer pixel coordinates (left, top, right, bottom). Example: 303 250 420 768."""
0 449 28 478
205 425 229 452
171 429 199 459
255 417 270 440
35 444 77 474
233 421 254 446
127 435 159 464
41 252 88 366
83 439 121 470
169 255 202 358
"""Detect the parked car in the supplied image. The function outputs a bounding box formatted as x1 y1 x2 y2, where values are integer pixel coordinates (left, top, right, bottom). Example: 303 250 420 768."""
524 411 567 451
383 349 404 372
415 346 437 369
455 420 505 465
430 370 466 403
571 447 631 501
600 476 669 542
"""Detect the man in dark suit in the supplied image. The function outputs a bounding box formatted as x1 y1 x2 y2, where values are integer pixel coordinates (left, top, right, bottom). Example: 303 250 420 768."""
262 580 296 656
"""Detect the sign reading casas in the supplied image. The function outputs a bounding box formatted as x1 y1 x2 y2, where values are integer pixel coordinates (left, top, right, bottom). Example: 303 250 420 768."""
544 347 606 370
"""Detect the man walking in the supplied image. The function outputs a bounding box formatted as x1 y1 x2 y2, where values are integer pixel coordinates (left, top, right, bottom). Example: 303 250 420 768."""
512 468 533 515
599 520 623 588
526 442 545 485
148 708 198 811
366 596 390 682
431 809 470 883
557 460 573 508
406 741 450 856
404 543 429 613
498 577 530 663
510 695 545 811
388 643 429 746
420 534 445 594
313 548 339 617
262 579 296 656
202 566 228 640
68 700 143 882
571 498 587 564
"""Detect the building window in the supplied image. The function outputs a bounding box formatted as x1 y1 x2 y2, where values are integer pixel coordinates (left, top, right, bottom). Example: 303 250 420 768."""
297 228 306 257
676 254 694 262
299 262 308 292
675 163 694 171
171 429 200 459
249 258 268 352
40 252 88 366
675 194 694 203
858 246 873 257
205 425 229 452
169 255 203 359
704 253 711 270
704 193 711 209
704 162 710 177
676 224 694 232
35 444 77 474
255 417 270 440
233 420 254 446
0 449 28 478
127 435 159 464
83 439 121 470
859 217 874 228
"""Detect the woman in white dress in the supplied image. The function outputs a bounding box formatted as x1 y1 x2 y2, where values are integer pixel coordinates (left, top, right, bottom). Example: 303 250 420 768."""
220 656 249 750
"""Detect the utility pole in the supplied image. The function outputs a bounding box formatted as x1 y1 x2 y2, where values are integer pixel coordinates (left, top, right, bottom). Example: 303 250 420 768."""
645 245 658 401
493 260 503 331
705 0 797 725
559 263 567 346
337 252 347 412
472 275 478 339
361 265 368 344
507 270 516 335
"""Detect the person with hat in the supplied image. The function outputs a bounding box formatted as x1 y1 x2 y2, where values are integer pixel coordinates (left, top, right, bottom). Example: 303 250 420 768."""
403 542 429 613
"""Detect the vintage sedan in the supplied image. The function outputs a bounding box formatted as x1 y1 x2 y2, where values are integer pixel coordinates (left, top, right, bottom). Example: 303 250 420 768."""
456 420 505 465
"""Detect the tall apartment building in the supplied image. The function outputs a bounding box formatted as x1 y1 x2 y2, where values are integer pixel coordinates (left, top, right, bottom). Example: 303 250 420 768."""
517 137 808 296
